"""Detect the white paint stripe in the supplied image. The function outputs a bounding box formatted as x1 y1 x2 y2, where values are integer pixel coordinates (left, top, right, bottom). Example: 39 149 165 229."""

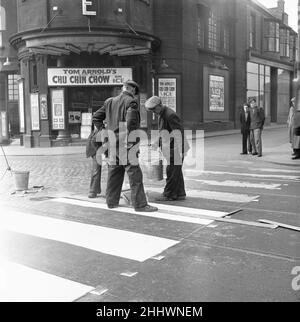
0 260 93 302
202 170 300 180
0 210 178 262
146 187 259 203
52 197 227 226
187 179 281 190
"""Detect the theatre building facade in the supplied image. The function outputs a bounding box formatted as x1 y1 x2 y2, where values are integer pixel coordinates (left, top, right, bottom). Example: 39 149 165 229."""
5 0 298 147
10 0 158 147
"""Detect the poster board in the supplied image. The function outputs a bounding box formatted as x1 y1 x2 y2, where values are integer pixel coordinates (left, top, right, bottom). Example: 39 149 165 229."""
30 93 40 131
40 94 48 120
18 79 25 133
158 78 177 111
209 75 225 112
51 89 65 130
139 93 147 128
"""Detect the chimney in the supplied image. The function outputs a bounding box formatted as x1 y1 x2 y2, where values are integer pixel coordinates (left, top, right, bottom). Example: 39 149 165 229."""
277 0 285 14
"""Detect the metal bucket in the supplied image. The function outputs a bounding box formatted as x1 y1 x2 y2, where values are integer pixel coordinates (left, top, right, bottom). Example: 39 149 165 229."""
13 171 30 191
146 160 163 181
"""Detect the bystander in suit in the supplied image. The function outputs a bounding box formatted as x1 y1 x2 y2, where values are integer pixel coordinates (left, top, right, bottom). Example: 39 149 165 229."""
240 103 252 155
249 98 265 157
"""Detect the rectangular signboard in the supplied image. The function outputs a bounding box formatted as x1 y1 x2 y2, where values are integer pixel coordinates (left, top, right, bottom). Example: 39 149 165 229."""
47 68 133 86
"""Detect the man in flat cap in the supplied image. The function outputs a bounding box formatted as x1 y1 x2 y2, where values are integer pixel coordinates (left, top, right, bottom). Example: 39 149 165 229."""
92 80 158 212
145 96 190 201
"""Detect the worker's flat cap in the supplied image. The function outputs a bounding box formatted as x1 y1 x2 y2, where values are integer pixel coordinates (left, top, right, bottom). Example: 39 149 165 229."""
124 80 139 94
145 96 162 110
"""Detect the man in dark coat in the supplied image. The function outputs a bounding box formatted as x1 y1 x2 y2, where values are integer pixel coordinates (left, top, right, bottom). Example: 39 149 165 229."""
92 80 157 212
249 98 265 157
240 103 252 155
145 96 190 201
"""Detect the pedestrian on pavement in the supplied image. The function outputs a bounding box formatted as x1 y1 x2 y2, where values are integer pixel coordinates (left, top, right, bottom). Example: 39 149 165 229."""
249 98 265 157
86 123 103 198
145 96 190 201
92 80 158 212
291 98 300 160
240 102 252 155
287 97 299 158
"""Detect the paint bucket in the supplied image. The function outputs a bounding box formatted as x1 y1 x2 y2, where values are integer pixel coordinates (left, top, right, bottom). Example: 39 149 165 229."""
147 160 163 181
13 171 30 191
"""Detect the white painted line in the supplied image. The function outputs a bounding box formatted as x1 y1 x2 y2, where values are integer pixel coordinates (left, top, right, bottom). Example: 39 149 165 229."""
0 210 178 263
52 197 227 226
0 260 94 302
252 168 300 174
202 170 300 180
146 187 259 203
187 179 281 190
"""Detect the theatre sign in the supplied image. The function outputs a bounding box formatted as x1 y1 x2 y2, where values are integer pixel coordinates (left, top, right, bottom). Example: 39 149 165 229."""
47 68 133 86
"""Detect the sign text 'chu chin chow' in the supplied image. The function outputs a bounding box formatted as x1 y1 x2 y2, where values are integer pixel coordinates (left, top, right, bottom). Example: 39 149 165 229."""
47 68 133 87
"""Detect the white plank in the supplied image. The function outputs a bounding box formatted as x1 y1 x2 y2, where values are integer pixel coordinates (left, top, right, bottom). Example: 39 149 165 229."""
146 187 259 203
52 197 227 226
187 179 281 190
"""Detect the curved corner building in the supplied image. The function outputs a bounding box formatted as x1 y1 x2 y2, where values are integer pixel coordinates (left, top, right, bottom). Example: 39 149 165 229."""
10 0 159 147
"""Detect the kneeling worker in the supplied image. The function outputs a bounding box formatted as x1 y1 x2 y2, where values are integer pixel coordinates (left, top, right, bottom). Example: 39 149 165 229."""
145 96 190 201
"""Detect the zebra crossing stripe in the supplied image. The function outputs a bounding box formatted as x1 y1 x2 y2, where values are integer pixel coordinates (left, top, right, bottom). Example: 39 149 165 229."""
187 179 281 190
0 209 178 262
0 259 94 302
52 197 227 226
252 168 300 174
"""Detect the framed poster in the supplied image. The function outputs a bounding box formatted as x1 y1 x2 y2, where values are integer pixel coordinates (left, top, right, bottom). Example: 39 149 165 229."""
69 111 81 124
30 93 40 131
158 78 177 111
139 93 148 128
1 111 7 138
40 94 48 120
18 79 25 133
209 75 225 112
51 89 65 130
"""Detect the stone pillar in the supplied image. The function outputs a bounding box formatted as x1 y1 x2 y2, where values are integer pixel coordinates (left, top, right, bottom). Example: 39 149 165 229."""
20 58 34 148
37 54 51 147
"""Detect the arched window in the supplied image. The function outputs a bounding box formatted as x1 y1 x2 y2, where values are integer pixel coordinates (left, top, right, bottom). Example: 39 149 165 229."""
0 6 6 30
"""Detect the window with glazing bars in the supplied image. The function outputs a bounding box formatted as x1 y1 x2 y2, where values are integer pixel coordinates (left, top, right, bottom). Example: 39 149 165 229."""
280 28 290 57
264 21 279 52
8 75 19 102
208 11 218 52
